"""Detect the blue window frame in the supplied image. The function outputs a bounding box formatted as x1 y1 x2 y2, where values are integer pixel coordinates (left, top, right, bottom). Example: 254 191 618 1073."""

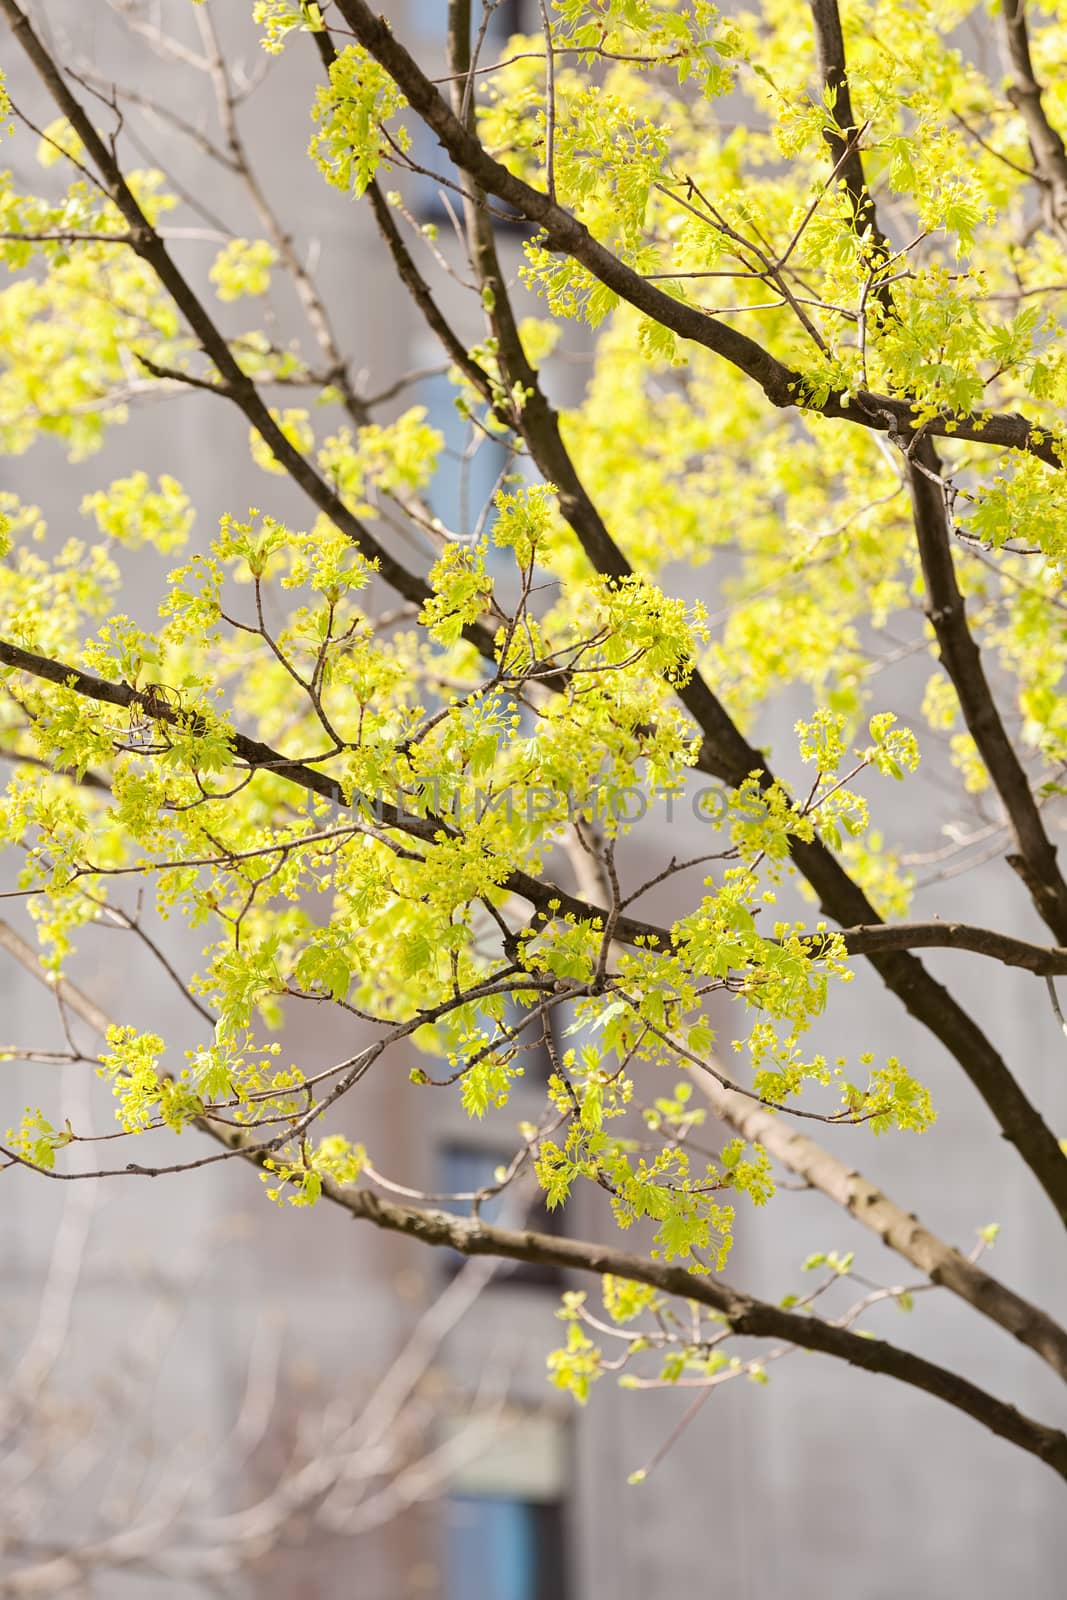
438 1141 562 1285
415 362 542 602
439 1141 512 1230
408 2 535 224
417 364 512 542
444 1494 567 1600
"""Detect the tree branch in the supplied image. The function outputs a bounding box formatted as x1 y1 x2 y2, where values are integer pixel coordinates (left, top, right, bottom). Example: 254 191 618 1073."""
4 917 1065 1486
195 1117 1067 1485
0 636 662 948
829 921 1067 975
304 4 1067 1230
442 1 634 585
906 435 1067 942
8 0 1067 1225
809 1 891 260
998 0 1067 238
0 0 497 658
693 1064 1067 1385
6 617 1067 1230
567 825 1067 1389
331 0 1066 469
312 1180 1067 1483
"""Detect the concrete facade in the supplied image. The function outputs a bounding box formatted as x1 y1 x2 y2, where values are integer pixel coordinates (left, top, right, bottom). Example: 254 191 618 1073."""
1 3 1065 1596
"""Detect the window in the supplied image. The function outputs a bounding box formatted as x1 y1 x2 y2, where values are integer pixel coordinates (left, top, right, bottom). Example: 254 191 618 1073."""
444 1495 568 1600
409 0 531 51
408 2 535 225
414 350 539 600
417 361 512 542
438 1141 563 1286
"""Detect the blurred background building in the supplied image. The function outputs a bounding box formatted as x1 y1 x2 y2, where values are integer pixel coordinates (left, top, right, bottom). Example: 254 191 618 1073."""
1 3 1066 1596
